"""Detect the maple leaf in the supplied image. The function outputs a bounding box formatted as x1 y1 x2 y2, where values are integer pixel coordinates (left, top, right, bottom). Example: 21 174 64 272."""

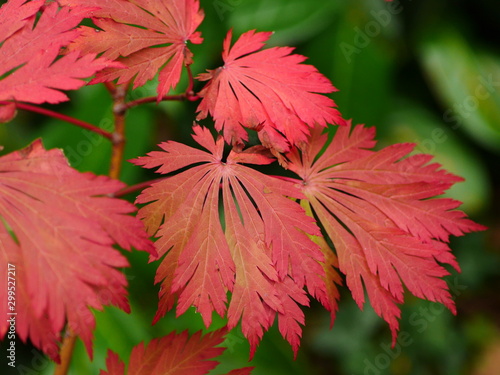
60 0 204 99
196 29 345 153
99 329 254 375
0 140 155 361
0 1 120 105
132 125 326 356
286 122 487 344
0 0 43 41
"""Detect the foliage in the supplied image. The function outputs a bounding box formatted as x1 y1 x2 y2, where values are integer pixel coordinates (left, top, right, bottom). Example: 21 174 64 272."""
100 329 253 375
0 0 491 374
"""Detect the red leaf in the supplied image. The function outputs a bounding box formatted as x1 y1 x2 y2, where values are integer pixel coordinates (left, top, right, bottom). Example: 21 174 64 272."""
61 0 204 99
100 351 125 375
132 126 324 356
0 102 16 123
0 0 44 41
0 140 155 361
287 122 487 344
0 1 119 104
0 47 122 105
100 329 253 375
196 30 345 152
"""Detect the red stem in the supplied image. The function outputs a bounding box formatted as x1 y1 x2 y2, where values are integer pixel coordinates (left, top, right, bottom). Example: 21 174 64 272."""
103 81 117 94
1 101 114 140
114 177 169 198
126 94 186 108
125 63 200 109
185 64 196 96
125 92 200 109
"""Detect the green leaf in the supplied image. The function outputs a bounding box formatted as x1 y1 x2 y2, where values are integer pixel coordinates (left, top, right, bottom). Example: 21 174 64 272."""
419 28 500 152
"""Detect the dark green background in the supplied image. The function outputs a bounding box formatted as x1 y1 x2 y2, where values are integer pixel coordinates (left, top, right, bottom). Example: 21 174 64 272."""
1 0 498 374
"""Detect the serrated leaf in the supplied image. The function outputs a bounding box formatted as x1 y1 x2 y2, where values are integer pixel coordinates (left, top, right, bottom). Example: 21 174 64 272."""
61 0 204 99
0 140 154 361
0 1 119 105
196 30 345 153
287 122 486 344
132 126 325 356
99 329 253 375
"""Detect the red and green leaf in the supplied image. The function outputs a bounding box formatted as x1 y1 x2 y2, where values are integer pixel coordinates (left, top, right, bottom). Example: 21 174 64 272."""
0 140 154 361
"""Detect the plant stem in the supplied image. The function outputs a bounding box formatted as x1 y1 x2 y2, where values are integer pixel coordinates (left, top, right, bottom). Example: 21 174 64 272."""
185 64 196 96
125 92 200 109
103 81 117 94
114 177 169 198
0 101 114 140
53 330 77 375
109 85 128 180
125 64 200 109
52 83 128 374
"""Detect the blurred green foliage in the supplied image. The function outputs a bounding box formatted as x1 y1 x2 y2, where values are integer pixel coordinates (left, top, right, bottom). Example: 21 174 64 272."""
2 0 499 374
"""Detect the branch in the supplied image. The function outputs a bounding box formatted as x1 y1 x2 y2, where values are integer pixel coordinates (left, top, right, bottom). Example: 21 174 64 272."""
0 101 114 140
109 85 128 179
185 64 196 96
103 81 117 94
53 330 77 375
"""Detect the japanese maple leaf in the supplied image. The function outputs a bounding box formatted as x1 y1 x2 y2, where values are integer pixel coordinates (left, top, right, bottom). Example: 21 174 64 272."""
60 0 204 99
286 122 487 344
0 140 155 361
196 30 345 153
132 125 326 356
0 1 120 105
99 329 253 375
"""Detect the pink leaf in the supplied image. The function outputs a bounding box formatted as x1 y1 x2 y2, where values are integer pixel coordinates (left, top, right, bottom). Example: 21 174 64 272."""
0 1 120 104
132 126 324 356
196 30 345 152
0 140 154 361
61 0 204 99
287 122 486 345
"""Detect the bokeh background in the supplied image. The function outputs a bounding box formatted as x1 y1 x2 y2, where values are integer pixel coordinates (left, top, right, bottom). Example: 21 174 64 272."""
1 0 499 374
